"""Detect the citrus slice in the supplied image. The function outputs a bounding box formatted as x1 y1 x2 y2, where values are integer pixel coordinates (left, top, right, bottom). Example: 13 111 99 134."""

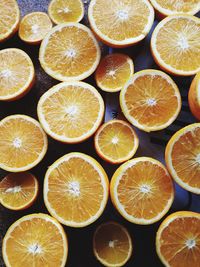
156 211 200 267
88 0 154 47
95 53 134 93
188 72 200 120
120 69 181 132
48 0 84 24
93 222 132 267
0 48 35 101
165 123 200 194
0 172 38 210
2 213 68 267
0 115 48 172
44 152 109 227
39 23 101 81
151 15 200 76
110 157 174 225
0 0 20 42
37 81 104 144
94 119 139 164
19 12 53 44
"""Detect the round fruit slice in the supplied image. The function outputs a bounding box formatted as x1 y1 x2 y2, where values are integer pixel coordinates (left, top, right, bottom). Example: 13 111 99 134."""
0 0 20 42
93 222 132 267
88 0 154 48
0 172 38 210
94 120 139 164
19 12 53 44
120 69 181 132
39 23 101 81
110 157 174 225
2 213 68 267
151 15 200 76
44 152 109 227
165 123 200 194
0 48 35 101
48 0 84 24
156 211 200 267
37 81 104 143
188 72 200 120
0 115 48 172
95 53 134 93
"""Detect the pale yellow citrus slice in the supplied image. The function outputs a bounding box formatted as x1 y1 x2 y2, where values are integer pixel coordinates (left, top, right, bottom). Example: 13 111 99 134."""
188 72 200 120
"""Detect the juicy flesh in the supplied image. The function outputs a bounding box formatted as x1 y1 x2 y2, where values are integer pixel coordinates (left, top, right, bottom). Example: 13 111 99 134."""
154 0 200 13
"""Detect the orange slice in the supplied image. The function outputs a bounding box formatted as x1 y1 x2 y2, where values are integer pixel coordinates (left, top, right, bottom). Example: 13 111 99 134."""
156 211 200 267
0 0 20 42
110 157 174 225
151 15 200 76
94 119 139 164
188 72 200 120
43 152 109 227
19 12 53 44
39 23 100 81
88 0 154 47
37 81 104 143
120 69 181 132
48 0 84 24
0 48 35 101
165 123 200 194
0 115 48 172
0 172 38 210
2 213 68 267
93 222 132 267
95 53 134 93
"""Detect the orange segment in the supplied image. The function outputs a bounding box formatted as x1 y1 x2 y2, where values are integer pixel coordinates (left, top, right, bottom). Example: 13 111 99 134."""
94 120 139 164
188 72 200 120
120 69 181 132
95 53 134 93
44 152 109 227
0 172 38 210
2 213 68 267
39 23 101 81
110 157 174 225
156 211 200 267
93 222 132 267
0 115 48 172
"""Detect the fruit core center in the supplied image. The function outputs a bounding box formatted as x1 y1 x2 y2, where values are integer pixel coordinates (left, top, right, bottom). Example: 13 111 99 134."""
58 7 70 14
112 136 119 144
140 184 151 194
116 10 129 20
0 69 12 78
5 186 21 193
186 239 196 249
108 240 117 248
68 181 80 196
65 48 76 58
196 154 200 163
146 98 157 106
65 105 78 116
28 243 42 254
108 70 116 76
31 24 39 34
13 137 22 148
178 35 189 50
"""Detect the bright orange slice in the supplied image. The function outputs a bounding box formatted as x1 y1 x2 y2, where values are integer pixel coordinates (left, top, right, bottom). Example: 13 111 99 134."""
188 72 200 120
39 23 100 81
2 213 68 267
94 119 139 164
156 211 200 267
44 152 109 227
110 157 174 225
95 53 134 92
88 0 154 47
0 115 48 172
0 172 38 210
165 123 200 194
120 69 181 132
151 15 200 76
93 222 133 267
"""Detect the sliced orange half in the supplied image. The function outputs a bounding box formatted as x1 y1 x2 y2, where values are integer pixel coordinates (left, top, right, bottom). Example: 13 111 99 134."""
93 222 133 267
188 72 200 120
2 213 68 267
156 211 200 267
151 15 200 76
0 115 48 172
48 0 84 24
110 157 174 225
88 0 154 48
95 53 134 93
165 123 200 194
120 69 181 132
0 172 38 210
39 23 101 81
94 119 139 164
0 48 35 101
44 152 109 227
